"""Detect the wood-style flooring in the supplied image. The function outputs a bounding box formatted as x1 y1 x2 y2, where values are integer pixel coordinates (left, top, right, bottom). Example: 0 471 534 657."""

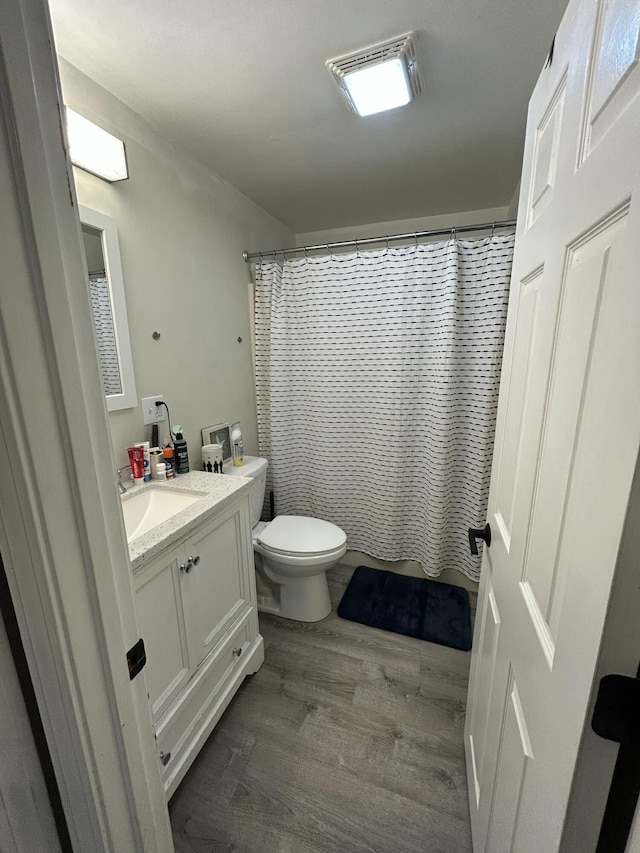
169 563 475 853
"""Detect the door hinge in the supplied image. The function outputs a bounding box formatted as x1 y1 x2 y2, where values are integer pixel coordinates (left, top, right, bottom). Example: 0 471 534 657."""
592 673 640 745
592 673 640 853
126 637 146 681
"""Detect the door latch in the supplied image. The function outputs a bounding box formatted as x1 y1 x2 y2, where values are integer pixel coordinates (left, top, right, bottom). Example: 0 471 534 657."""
126 637 146 681
468 523 491 556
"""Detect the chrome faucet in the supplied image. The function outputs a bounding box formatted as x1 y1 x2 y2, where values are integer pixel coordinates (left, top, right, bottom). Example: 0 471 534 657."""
117 466 131 494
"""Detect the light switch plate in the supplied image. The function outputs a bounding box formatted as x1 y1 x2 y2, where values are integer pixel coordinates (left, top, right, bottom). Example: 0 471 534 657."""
141 395 166 425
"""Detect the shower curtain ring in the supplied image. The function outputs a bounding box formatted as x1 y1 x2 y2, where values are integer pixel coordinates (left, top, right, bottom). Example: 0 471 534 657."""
326 243 333 260
385 236 389 255
355 239 360 258
304 246 309 261
491 222 496 238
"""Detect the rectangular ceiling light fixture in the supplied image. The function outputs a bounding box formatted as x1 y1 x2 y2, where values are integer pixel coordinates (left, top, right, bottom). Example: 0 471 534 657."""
327 31 422 117
65 108 129 182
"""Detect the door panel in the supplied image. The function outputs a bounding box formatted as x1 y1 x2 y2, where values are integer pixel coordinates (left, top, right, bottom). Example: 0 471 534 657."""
494 265 543 552
486 675 534 853
465 570 510 853
528 73 567 228
521 206 629 655
465 0 640 848
579 0 640 159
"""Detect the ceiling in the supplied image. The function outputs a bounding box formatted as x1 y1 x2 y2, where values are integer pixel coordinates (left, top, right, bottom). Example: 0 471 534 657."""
48 0 569 233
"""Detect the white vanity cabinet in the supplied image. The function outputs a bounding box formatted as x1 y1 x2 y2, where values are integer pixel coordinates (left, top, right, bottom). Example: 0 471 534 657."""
132 491 263 799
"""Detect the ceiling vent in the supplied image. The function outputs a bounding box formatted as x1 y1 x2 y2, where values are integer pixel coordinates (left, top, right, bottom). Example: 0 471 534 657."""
327 31 422 117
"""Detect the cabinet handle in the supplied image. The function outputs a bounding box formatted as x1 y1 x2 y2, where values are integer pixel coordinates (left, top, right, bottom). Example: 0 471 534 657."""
160 750 171 766
233 647 243 658
185 556 194 573
192 555 200 566
179 562 187 573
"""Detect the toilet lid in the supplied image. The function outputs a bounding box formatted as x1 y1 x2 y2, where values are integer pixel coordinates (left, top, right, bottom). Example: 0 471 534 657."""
257 515 346 556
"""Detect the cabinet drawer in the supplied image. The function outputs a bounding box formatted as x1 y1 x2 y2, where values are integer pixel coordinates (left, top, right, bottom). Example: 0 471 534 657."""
156 613 255 797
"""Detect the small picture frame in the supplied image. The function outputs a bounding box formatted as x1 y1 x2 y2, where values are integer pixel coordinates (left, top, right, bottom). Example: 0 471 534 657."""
201 423 232 462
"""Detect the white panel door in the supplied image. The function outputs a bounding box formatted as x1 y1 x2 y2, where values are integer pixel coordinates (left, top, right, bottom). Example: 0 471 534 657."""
465 0 640 849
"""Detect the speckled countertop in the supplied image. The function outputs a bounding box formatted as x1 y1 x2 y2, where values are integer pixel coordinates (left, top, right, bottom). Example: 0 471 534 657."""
123 471 253 571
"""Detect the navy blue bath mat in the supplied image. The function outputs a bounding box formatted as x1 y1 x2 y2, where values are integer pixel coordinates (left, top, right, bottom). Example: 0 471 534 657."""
337 566 472 651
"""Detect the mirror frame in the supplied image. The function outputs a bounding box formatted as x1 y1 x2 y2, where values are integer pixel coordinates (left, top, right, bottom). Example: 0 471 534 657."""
80 205 137 411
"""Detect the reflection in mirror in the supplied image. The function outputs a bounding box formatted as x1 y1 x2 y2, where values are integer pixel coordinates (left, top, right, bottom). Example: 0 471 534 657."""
82 223 121 395
79 205 137 410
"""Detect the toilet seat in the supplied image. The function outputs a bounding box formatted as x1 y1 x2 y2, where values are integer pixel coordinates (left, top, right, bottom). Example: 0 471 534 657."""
257 515 346 558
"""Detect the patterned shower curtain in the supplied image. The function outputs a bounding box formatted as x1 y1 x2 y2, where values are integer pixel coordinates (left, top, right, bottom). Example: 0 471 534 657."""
88 275 122 396
254 234 514 580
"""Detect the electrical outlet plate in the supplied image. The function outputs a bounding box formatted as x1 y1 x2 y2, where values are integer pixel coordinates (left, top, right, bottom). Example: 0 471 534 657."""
141 395 166 425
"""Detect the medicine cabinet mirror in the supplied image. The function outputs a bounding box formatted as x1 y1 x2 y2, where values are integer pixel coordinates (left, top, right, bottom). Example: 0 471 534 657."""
80 205 137 411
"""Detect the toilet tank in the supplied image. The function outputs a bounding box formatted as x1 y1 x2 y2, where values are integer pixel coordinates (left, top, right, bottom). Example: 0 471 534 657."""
222 456 268 527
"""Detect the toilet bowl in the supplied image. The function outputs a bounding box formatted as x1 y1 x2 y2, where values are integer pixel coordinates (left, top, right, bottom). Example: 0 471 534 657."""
223 457 346 622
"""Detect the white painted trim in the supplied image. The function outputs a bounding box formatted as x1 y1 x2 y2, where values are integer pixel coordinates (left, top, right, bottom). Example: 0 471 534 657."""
0 605 61 852
79 204 138 411
0 1 172 849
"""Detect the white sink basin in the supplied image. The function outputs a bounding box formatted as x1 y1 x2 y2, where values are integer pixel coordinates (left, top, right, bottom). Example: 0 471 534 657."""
122 487 203 543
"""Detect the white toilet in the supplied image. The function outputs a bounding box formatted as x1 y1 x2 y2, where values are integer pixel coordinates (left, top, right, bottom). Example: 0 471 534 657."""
223 456 346 622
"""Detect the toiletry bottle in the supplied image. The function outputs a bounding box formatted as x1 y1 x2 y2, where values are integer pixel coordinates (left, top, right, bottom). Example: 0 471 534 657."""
163 444 175 479
135 441 151 482
172 425 190 474
127 446 145 484
149 447 162 479
231 421 244 466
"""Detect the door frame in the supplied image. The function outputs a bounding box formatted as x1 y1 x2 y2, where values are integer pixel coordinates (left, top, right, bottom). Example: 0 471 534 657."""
561 449 640 851
0 1 173 849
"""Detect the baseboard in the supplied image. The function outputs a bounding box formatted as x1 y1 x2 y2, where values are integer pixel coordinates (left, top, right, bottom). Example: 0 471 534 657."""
342 550 479 593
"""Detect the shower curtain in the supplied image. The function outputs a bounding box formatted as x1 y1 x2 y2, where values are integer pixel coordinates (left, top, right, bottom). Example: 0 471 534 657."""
89 275 122 395
254 233 515 580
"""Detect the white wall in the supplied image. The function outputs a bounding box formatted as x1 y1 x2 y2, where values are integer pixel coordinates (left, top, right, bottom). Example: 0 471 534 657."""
58 59 294 470
296 205 511 248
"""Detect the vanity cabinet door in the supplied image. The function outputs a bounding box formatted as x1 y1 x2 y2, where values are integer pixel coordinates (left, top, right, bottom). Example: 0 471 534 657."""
184 497 254 669
133 543 193 720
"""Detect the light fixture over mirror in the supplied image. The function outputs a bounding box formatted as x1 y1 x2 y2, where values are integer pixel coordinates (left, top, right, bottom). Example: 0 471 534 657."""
66 108 129 182
80 205 137 411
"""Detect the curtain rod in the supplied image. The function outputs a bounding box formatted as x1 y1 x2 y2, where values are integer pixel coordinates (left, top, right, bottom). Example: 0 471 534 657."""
242 219 516 262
